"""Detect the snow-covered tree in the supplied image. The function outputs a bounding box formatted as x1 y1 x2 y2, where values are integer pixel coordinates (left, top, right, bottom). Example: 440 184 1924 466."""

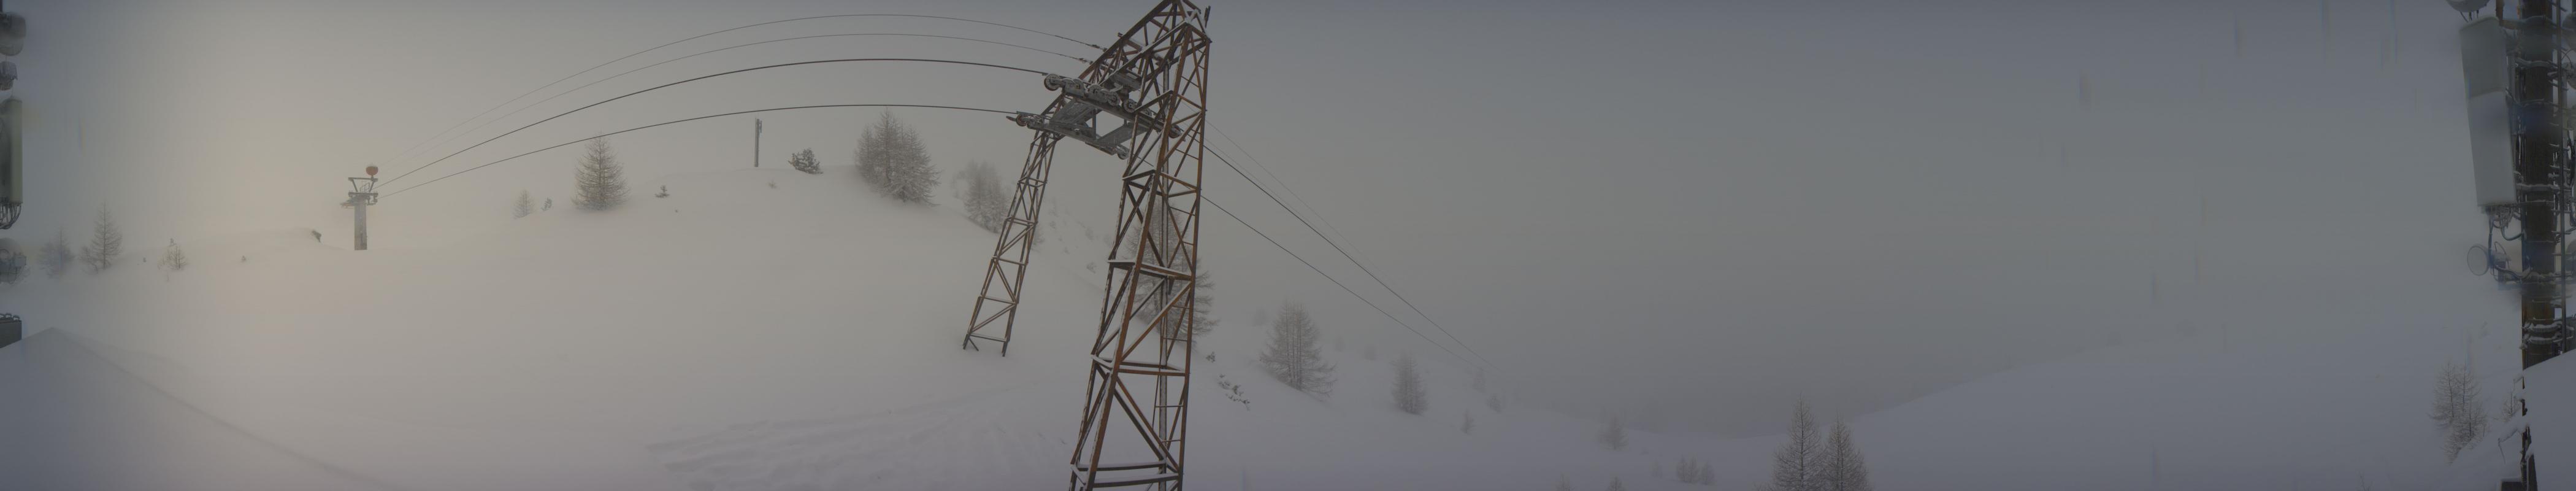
161 239 188 273
1393 354 1428 414
1698 462 1715 485
1188 273 1217 338
1821 420 1873 491
37 228 72 279
512 190 534 218
2431 359 2486 463
543 198 554 211
790 148 822 175
1473 367 1489 393
1772 399 1824 491
1675 458 1694 484
1605 477 1625 491
962 160 1007 231
1462 410 1475 433
1555 475 1574 491
654 185 670 198
855 111 937 204
1600 416 1628 450
79 209 123 274
572 138 627 211
1488 393 1505 414
1260 303 1334 395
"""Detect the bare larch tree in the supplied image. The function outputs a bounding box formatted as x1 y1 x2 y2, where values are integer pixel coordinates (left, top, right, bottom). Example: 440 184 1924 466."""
1772 399 1824 491
1260 303 1335 395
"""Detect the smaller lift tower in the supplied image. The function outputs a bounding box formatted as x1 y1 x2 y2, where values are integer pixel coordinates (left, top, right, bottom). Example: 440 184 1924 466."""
345 166 379 251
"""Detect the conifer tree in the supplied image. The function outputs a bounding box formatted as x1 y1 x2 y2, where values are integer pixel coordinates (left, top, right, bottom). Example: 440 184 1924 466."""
161 239 188 272
1259 303 1335 395
79 209 122 274
1771 400 1824 491
572 138 627 211
1394 354 1428 414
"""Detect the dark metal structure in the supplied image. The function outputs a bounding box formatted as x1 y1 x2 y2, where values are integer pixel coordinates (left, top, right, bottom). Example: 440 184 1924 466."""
2462 1 2574 487
0 11 22 230
0 313 18 350
957 1 1209 488
345 168 378 251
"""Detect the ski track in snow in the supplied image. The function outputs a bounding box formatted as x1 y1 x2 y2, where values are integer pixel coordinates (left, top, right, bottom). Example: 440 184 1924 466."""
650 385 1061 491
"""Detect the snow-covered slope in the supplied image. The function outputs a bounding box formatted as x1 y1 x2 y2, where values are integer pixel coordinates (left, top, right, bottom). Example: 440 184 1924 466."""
0 164 2552 490
0 166 1704 490
1838 320 2531 490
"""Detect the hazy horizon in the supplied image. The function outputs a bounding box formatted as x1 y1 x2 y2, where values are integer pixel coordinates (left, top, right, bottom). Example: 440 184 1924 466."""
4 0 2513 441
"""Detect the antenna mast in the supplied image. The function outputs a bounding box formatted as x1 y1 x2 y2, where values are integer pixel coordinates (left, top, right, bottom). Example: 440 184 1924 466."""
2461 1 2570 487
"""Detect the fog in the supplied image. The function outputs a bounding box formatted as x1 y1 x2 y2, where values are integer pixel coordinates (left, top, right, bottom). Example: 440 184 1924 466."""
10 0 2503 444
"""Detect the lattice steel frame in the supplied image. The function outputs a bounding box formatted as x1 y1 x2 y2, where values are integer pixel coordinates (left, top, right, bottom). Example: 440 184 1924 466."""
960 122 1060 356
954 1 1208 487
1066 3 1206 489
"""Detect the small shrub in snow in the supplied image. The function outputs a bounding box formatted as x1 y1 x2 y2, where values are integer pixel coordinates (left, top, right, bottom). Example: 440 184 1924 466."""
161 239 188 273
1462 410 1474 433
654 185 669 198
1216 374 1250 410
1605 477 1625 491
790 148 822 174
513 190 534 218
1555 475 1574 491
1488 393 1505 414
1678 457 1717 485
38 228 73 279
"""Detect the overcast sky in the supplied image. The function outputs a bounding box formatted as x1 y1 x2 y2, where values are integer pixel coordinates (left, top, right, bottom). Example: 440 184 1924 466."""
9 0 2515 436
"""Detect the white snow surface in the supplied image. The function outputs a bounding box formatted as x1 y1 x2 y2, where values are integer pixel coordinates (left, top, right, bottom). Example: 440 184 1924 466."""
0 165 2552 490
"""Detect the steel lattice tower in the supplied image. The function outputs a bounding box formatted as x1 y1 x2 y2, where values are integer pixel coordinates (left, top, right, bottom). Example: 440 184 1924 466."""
955 1 1209 488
